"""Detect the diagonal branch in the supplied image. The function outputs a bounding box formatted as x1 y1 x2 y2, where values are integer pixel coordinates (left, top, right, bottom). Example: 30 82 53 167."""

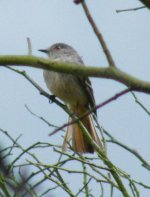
116 6 146 13
5 66 68 113
104 129 150 171
49 88 130 137
81 0 116 67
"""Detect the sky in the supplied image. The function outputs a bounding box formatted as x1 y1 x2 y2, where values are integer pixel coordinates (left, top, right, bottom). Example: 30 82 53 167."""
0 0 150 196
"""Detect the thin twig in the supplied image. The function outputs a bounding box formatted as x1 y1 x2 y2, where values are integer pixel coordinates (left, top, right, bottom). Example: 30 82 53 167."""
25 104 64 130
5 66 68 112
116 6 146 13
27 37 32 55
76 178 92 196
54 150 130 196
104 129 150 171
40 186 59 197
82 161 90 197
0 128 75 196
131 92 150 116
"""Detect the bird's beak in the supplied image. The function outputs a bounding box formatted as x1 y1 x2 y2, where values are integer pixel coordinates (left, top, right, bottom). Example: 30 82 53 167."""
38 49 48 53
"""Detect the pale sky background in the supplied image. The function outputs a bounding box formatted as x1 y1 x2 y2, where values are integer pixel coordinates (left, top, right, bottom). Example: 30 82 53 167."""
0 0 150 196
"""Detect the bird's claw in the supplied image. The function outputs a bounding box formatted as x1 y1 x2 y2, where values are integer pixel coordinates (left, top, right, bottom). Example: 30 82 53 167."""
49 95 56 103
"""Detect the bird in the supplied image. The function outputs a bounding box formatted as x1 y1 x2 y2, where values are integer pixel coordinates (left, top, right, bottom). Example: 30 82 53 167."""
39 43 103 153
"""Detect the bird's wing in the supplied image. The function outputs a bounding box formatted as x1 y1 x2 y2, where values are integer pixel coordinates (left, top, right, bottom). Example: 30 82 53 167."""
70 54 96 115
77 76 96 115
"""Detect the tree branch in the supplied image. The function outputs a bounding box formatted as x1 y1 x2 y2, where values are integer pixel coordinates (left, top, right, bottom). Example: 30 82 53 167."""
4 65 68 112
81 0 116 67
116 6 146 13
49 88 130 137
104 129 150 171
139 0 150 9
1 55 150 94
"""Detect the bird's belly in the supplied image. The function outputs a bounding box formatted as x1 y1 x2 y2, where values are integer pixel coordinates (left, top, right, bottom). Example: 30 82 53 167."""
43 71 88 106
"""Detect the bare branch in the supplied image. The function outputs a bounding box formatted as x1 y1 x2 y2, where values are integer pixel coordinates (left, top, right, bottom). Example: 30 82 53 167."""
131 92 150 116
104 129 150 171
25 104 64 130
1 56 150 94
26 37 32 56
81 1 116 67
116 6 146 13
49 88 130 136
5 66 68 112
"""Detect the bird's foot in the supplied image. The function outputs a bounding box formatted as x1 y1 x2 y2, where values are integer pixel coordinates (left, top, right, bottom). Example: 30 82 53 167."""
49 95 56 103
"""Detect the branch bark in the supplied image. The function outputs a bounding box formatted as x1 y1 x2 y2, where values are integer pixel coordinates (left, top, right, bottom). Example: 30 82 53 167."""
0 55 150 94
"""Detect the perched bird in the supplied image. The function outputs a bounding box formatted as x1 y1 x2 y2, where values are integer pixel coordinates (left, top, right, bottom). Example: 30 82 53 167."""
39 43 103 153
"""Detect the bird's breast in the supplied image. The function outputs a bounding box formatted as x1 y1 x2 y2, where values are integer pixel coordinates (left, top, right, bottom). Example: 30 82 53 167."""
43 70 88 106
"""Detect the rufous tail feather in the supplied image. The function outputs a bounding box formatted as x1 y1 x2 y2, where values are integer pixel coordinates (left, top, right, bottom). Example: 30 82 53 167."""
62 106 103 153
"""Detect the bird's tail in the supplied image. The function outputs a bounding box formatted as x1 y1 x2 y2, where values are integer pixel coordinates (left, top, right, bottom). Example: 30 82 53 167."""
62 107 103 153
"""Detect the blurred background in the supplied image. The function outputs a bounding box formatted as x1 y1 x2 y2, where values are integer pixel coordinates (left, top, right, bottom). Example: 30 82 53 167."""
0 0 150 196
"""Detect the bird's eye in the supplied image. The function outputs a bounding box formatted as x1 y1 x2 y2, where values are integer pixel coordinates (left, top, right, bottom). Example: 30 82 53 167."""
54 46 61 50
